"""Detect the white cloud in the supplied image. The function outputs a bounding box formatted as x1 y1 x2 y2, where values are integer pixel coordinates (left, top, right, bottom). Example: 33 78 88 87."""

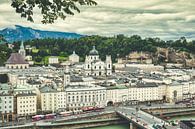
0 0 195 40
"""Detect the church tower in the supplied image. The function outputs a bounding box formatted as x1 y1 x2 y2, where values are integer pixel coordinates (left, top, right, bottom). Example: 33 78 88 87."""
64 65 70 88
18 41 26 58
106 55 112 76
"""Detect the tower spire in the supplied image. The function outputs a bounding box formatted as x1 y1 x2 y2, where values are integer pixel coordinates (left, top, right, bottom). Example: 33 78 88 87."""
20 41 24 49
18 41 26 58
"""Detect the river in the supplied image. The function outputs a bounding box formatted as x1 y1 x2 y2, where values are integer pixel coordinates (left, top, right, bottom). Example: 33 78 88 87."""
86 124 129 129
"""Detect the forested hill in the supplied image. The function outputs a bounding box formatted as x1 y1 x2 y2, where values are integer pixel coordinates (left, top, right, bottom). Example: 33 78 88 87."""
0 25 83 43
0 35 195 65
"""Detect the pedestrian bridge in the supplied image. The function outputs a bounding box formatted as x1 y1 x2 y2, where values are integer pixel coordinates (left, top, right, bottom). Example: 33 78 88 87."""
116 107 169 129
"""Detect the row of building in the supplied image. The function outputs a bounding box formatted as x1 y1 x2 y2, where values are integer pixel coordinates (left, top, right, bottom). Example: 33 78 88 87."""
1 42 195 123
1 73 195 117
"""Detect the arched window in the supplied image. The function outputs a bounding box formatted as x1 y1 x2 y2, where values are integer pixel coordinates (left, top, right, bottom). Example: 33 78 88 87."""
89 95 91 102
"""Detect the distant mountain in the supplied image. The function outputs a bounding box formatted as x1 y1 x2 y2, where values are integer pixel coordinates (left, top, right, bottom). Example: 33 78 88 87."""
0 25 84 43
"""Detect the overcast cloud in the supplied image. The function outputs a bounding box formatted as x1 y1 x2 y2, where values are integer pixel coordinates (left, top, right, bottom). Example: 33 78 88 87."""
0 0 195 40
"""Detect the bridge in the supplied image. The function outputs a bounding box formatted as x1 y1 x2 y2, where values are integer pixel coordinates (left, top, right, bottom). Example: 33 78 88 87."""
0 107 177 129
116 107 169 129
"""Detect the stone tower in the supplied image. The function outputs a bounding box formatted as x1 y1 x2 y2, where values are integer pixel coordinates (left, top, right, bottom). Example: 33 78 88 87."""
106 55 112 76
64 65 70 88
18 41 26 58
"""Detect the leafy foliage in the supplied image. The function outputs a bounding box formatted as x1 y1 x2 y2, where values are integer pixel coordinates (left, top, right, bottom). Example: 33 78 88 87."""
11 0 97 24
0 35 12 66
1 35 195 66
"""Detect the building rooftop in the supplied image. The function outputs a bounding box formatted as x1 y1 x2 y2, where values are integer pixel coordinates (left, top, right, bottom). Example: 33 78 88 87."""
65 85 106 92
39 85 57 93
70 51 79 57
17 93 36 97
6 53 28 64
106 85 128 90
89 46 99 55
70 75 83 82
136 81 158 87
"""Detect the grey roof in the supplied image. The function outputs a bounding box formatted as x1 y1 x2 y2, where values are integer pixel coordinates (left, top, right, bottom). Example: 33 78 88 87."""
6 53 28 64
39 86 57 93
17 93 36 97
136 81 158 87
70 75 83 82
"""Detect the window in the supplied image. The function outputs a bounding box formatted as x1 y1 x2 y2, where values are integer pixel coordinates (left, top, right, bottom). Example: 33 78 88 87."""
85 95 87 102
81 96 83 102
68 96 70 102
72 96 75 102
108 64 111 68
89 95 91 102
76 96 79 102
93 95 95 100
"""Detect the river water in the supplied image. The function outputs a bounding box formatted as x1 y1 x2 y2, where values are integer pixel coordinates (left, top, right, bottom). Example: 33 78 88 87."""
86 124 129 129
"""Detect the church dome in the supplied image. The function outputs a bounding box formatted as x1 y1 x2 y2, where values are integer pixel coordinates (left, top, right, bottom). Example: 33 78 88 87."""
89 46 99 55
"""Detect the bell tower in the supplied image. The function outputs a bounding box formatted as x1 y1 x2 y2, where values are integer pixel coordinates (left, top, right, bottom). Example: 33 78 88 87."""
64 65 70 88
106 55 112 76
18 41 26 58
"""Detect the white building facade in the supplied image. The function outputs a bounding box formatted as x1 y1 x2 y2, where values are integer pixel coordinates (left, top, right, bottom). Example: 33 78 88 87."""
69 51 79 63
84 46 112 76
49 56 59 64
0 95 14 114
40 86 66 113
65 85 107 110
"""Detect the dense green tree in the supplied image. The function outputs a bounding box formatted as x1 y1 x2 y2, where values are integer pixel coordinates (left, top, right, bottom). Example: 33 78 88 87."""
1 35 195 66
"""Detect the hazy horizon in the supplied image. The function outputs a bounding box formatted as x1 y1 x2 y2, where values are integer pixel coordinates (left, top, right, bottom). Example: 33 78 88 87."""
0 0 195 40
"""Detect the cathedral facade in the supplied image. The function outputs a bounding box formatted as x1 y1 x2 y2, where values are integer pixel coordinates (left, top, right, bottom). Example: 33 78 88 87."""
84 46 112 76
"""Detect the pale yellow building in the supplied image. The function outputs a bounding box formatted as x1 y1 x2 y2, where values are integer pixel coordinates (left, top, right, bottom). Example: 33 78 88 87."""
16 93 37 116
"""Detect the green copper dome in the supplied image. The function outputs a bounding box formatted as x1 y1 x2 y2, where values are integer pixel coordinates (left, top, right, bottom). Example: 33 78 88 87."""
89 46 99 55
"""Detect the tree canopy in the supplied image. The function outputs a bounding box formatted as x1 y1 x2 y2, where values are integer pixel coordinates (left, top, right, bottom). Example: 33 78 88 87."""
11 0 97 24
1 35 195 66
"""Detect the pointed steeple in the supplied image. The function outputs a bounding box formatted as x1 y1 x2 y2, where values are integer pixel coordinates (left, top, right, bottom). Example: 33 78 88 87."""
18 41 26 58
20 41 24 49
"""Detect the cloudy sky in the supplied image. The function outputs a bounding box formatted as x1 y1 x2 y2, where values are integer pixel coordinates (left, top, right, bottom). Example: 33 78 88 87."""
0 0 195 40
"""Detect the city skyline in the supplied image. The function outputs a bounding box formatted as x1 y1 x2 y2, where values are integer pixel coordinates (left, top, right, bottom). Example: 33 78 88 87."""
0 0 195 40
